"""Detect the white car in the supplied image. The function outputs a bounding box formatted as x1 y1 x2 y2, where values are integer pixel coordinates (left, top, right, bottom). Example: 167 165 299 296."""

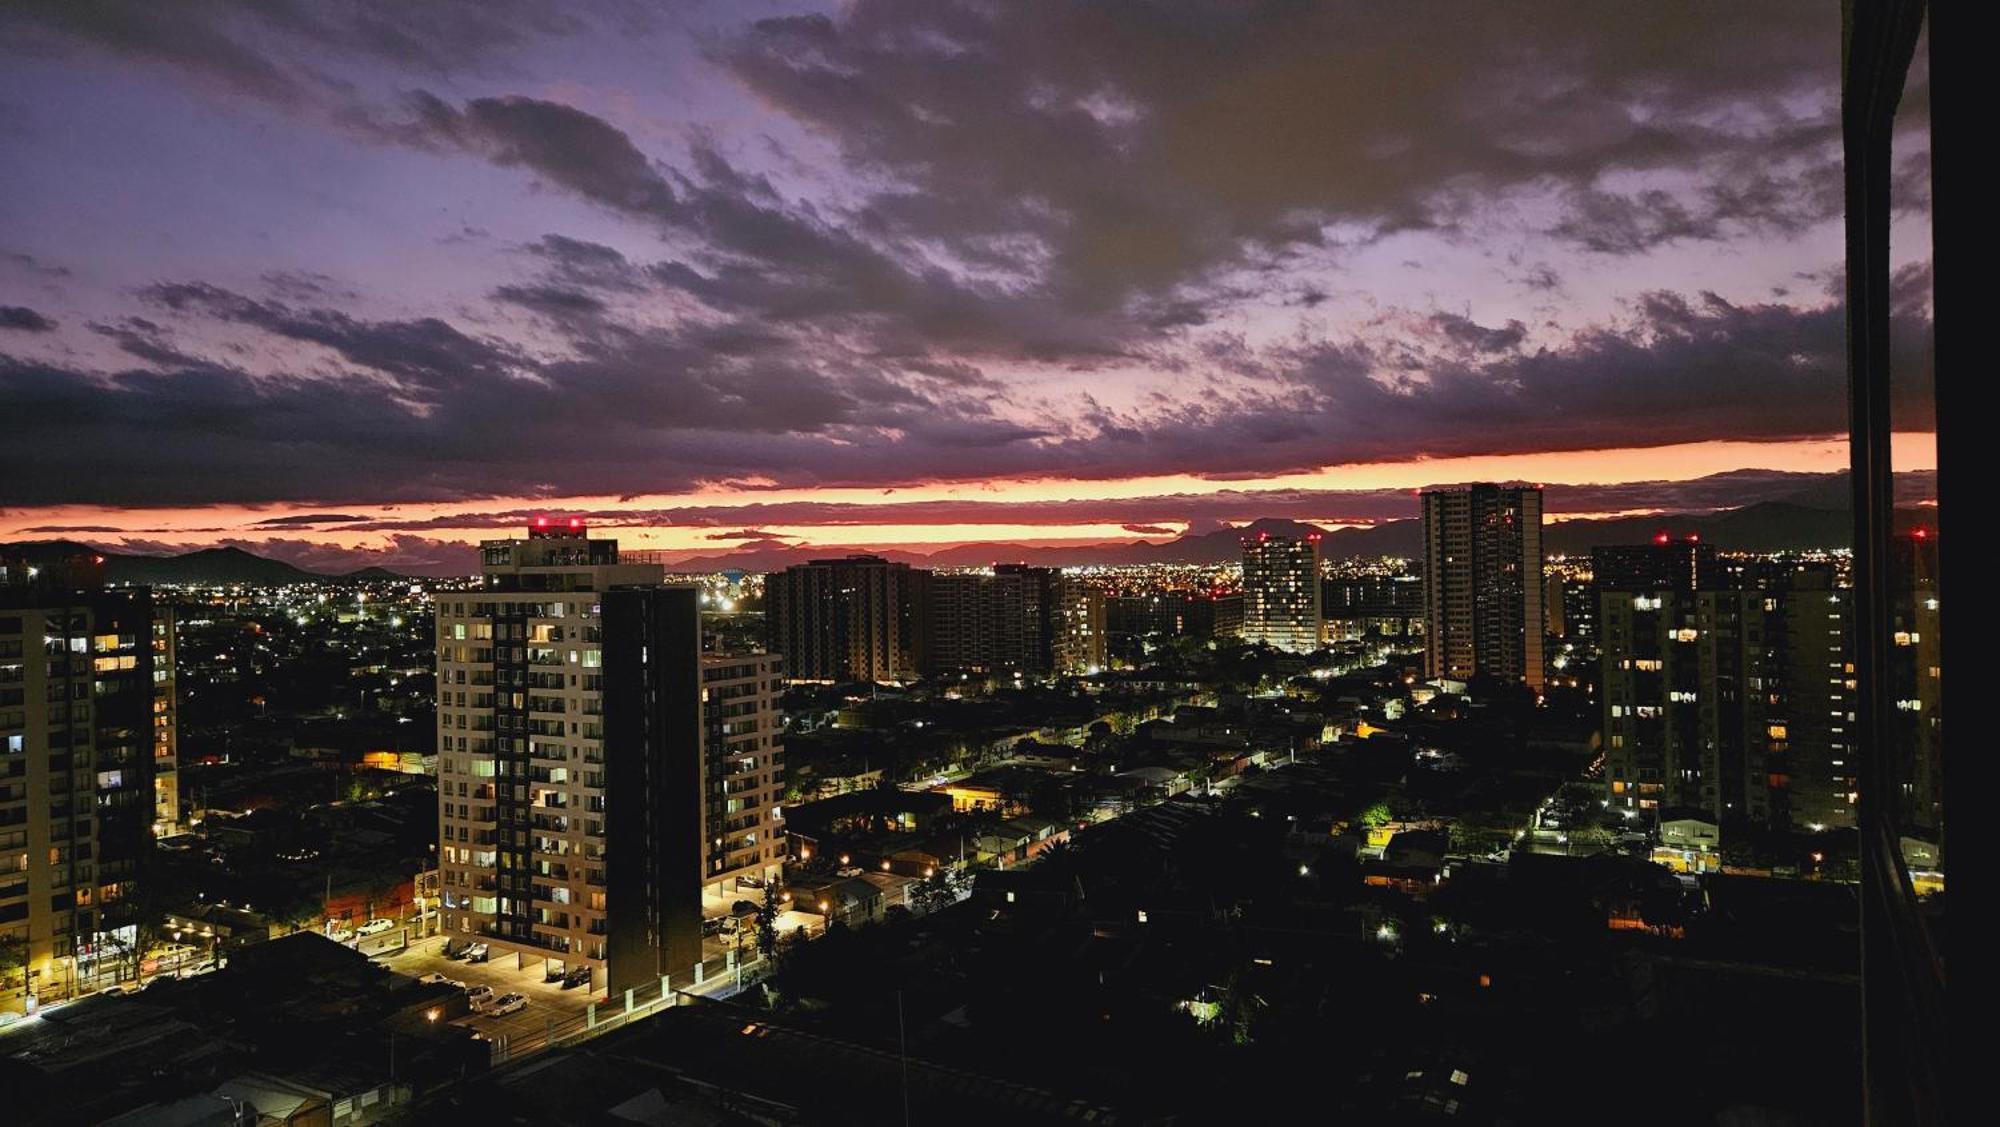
326 926 355 944
486 993 528 1017
356 918 395 937
464 984 496 1009
417 972 462 988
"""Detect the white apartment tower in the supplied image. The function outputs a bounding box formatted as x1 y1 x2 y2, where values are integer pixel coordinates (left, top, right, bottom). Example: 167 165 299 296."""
435 520 787 988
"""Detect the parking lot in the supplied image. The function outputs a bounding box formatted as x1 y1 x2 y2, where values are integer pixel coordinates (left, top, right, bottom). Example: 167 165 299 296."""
376 936 600 1048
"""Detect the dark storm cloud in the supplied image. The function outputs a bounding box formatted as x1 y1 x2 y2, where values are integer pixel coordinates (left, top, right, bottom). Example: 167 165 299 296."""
520 235 646 292
713 0 1856 300
4 1 588 107
705 529 796 542
0 306 57 332
88 318 205 367
260 270 357 303
0 274 1040 505
1427 314 1528 354
0 2 1937 519
301 468 1936 543
5 0 311 106
0 353 447 505
491 284 608 320
395 95 1158 362
142 281 525 397
250 513 371 527
3 251 71 278
1214 288 1934 475
399 92 681 217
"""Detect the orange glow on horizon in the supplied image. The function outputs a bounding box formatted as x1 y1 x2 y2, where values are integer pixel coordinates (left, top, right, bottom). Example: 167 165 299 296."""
0 432 1938 561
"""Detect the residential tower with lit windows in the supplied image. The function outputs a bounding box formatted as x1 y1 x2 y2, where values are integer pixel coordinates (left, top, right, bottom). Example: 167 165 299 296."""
2 551 168 1003
1421 485 1545 691
435 521 784 991
1241 532 1322 653
1597 540 1867 835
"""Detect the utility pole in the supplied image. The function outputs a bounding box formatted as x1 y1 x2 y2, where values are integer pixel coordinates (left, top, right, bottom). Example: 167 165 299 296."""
897 989 912 1127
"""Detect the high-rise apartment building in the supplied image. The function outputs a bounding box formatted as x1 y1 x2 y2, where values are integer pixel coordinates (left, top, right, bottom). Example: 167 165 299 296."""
696 653 785 894
435 522 660 979
2 552 167 1004
1592 538 1722 594
765 556 927 683
1598 544 1862 834
1422 485 1545 690
922 564 1073 676
150 607 179 839
436 521 785 990
1598 540 1757 824
1105 592 1242 642
1546 573 1596 642
1321 573 1424 642
1891 535 1942 836
1241 532 1322 653
1051 578 1107 674
600 591 785 996
1761 565 1859 832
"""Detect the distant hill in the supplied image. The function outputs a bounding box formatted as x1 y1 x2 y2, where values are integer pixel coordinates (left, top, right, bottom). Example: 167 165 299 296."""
0 539 396 585
1546 501 1936 556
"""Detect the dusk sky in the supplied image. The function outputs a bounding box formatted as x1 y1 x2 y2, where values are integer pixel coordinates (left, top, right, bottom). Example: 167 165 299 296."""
0 2 1934 573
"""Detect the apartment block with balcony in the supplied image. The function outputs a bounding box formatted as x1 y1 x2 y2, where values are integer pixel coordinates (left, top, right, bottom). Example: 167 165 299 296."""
434 522 663 979
437 522 789 994
2 552 164 1005
699 654 786 898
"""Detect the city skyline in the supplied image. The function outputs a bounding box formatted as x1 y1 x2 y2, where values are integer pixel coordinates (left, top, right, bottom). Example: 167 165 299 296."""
1 3 1934 573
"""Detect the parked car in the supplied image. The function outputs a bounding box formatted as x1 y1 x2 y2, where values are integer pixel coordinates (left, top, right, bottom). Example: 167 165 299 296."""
417 972 462 988
487 993 528 1016
326 926 355 944
356 918 395 937
462 943 489 963
561 967 591 990
464 984 495 1009
97 982 142 997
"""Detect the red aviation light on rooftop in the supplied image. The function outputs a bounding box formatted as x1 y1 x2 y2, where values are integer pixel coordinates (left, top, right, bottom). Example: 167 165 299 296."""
1913 527 1929 540
1654 533 1670 545
1686 533 1700 543
568 517 585 530
534 517 550 528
